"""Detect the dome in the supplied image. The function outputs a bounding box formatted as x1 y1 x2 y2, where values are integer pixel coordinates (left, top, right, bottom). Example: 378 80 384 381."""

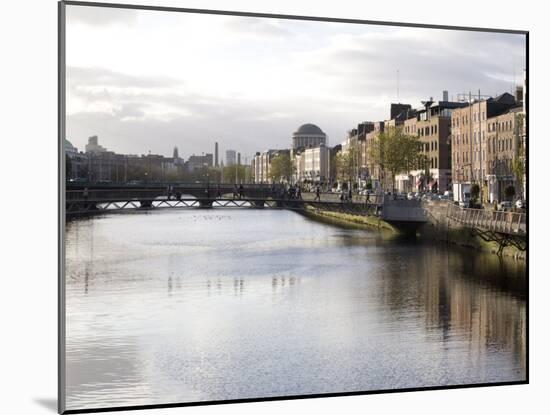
294 123 325 136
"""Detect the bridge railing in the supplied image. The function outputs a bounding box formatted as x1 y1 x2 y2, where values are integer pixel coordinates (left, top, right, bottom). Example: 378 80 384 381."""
446 203 526 235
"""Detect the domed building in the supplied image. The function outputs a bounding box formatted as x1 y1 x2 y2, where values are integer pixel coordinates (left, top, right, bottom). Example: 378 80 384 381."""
292 123 327 149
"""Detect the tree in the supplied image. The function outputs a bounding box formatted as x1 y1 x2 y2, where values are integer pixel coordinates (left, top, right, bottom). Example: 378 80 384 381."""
335 146 358 188
368 127 425 191
512 144 525 199
223 165 247 184
269 153 293 183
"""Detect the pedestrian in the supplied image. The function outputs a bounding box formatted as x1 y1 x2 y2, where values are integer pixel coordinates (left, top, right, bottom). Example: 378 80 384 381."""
82 187 89 201
314 185 321 201
348 187 353 202
217 185 222 199
239 184 244 199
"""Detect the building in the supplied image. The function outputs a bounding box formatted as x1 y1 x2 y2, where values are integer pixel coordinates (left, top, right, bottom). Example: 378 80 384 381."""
390 103 412 120
64 139 78 157
294 144 330 184
292 123 327 150
84 135 107 153
186 153 213 172
64 139 87 180
172 146 184 166
226 149 236 166
486 105 524 202
398 96 468 193
253 149 290 184
451 92 517 201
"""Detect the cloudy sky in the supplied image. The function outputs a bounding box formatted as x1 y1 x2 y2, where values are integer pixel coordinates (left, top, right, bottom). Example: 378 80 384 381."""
65 4 526 163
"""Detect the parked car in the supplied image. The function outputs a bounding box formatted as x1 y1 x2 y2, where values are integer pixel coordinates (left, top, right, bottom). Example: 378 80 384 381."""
515 199 526 209
395 193 407 200
498 201 513 211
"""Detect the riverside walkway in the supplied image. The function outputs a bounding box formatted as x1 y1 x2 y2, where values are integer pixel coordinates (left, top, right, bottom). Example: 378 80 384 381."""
445 202 526 254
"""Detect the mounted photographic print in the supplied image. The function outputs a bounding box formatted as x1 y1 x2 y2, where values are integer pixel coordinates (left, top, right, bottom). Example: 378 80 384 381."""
59 1 528 413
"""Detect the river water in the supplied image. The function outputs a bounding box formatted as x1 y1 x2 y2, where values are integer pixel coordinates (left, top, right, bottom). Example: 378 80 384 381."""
64 209 526 410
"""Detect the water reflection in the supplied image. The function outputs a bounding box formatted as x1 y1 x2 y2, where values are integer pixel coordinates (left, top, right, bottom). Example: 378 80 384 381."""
65 209 526 410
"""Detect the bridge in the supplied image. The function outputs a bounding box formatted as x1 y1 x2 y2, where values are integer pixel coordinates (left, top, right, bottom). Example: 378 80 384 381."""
65 195 380 216
65 182 383 216
445 203 526 254
66 182 285 206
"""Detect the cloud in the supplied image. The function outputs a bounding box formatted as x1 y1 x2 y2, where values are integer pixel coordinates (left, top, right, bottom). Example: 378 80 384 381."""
299 29 526 101
222 16 294 39
66 4 138 27
68 66 183 89
65 9 526 162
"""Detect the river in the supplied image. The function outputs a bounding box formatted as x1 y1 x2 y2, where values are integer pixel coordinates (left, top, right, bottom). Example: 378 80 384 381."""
64 208 526 410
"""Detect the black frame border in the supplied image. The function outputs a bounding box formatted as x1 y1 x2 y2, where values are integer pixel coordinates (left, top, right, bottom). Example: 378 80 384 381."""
58 1 529 414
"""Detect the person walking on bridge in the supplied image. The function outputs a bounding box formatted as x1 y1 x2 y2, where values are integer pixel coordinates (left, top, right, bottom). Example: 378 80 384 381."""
314 185 321 202
238 184 244 199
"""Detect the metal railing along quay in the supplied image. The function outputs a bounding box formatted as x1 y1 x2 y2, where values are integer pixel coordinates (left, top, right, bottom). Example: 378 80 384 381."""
446 203 526 236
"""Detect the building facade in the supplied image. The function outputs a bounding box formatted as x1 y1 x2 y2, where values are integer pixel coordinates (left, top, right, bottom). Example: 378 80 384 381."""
225 150 236 166
398 99 467 193
486 106 524 202
294 144 330 184
253 150 279 184
451 93 517 201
